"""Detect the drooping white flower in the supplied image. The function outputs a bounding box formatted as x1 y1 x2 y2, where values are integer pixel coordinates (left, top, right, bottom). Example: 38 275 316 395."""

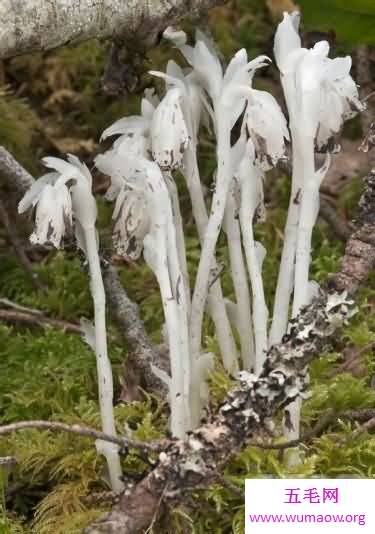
274 11 365 146
150 87 189 170
150 60 204 144
43 155 97 231
246 89 290 167
18 155 97 250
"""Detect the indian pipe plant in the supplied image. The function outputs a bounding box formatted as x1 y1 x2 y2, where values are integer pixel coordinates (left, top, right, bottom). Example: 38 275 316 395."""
18 11 364 487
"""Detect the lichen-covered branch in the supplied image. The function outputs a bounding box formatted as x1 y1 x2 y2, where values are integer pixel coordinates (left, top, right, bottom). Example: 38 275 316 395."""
84 170 375 534
0 0 222 59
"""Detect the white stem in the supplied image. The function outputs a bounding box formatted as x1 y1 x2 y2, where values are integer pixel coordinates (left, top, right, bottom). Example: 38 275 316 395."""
285 141 319 467
224 191 255 370
153 232 191 438
165 201 192 431
269 131 303 346
292 141 317 316
84 226 124 492
164 172 191 315
239 181 268 375
190 119 237 372
183 146 239 372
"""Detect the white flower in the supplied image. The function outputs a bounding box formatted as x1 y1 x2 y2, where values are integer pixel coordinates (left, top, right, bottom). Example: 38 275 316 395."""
274 11 365 147
246 89 289 167
18 155 96 249
95 134 150 200
112 187 150 260
150 87 189 170
169 30 270 132
43 155 97 230
150 60 204 144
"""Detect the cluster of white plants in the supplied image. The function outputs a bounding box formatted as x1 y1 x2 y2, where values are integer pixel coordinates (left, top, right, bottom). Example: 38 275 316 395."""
19 12 363 488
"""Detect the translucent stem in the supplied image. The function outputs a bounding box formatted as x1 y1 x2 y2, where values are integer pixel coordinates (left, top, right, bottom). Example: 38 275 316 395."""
239 180 268 374
164 172 191 316
269 132 303 346
84 227 124 492
190 119 237 372
224 191 255 370
183 146 239 372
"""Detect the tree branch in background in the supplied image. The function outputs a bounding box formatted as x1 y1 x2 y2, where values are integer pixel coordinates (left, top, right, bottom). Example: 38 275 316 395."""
0 0 222 60
84 169 375 533
103 265 168 396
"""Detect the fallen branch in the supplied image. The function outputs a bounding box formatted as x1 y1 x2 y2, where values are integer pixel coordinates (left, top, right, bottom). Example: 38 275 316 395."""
0 0 222 60
84 169 375 533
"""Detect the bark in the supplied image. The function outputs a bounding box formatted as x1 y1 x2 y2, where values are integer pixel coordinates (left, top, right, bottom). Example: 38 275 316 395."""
84 169 375 533
103 265 167 395
0 0 222 59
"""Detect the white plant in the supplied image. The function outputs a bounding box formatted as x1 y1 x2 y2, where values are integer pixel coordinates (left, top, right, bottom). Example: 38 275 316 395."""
18 13 363 461
270 11 364 463
18 155 124 492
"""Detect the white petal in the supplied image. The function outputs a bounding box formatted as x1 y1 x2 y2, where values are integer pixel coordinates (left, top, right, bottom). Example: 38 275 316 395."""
100 115 149 141
42 156 77 179
151 87 189 169
247 89 289 165
223 48 248 87
112 189 150 260
18 172 58 213
30 185 69 248
325 56 351 81
192 39 223 102
66 154 92 187
274 11 302 73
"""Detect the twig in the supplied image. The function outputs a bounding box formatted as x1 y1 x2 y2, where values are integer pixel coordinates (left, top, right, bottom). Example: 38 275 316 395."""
0 308 83 334
248 408 375 450
0 420 162 454
352 417 375 439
